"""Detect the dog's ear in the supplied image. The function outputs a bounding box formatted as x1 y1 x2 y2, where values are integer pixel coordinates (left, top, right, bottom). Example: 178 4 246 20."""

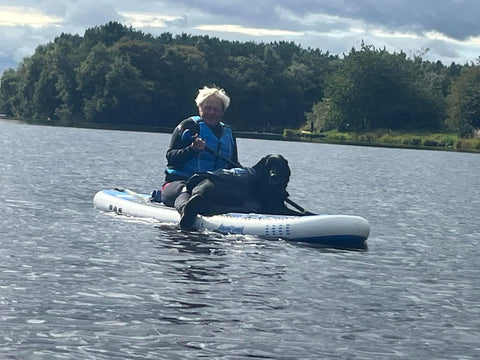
252 156 268 175
278 155 291 178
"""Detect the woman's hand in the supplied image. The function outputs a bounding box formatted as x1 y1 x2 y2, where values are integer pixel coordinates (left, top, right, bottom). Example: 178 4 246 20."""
190 134 206 152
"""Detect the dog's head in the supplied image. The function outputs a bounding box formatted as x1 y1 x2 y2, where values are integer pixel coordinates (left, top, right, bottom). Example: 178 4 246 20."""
253 154 291 197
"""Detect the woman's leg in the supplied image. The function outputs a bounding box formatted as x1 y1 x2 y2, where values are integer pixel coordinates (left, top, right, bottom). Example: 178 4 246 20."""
161 180 186 208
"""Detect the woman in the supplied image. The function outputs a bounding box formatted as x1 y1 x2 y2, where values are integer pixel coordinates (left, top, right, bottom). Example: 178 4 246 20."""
160 85 239 228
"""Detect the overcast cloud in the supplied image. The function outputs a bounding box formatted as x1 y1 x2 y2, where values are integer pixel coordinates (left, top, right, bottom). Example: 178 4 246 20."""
1 0 480 76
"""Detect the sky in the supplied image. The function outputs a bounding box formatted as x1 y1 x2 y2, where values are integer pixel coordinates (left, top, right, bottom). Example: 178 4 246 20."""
1 0 480 76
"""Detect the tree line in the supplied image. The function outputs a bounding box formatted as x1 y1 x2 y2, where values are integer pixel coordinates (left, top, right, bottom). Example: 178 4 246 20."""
0 21 479 137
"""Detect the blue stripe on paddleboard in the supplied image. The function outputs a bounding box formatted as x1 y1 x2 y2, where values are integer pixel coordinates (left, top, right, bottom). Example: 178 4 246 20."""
288 235 368 249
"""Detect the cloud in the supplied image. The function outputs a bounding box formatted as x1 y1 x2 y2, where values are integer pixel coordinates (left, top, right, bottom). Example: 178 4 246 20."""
195 24 302 37
275 0 480 40
119 12 180 29
0 5 61 27
1 0 480 76
63 0 121 28
0 25 53 66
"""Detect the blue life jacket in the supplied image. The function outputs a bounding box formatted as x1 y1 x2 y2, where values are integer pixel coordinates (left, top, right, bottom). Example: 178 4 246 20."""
166 116 235 178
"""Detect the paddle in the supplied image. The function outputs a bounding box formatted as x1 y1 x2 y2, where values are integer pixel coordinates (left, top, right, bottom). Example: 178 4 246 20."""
181 129 315 215
181 128 240 167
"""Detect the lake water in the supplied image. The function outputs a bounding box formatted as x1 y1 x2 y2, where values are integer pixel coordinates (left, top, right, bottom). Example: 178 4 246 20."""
1 120 479 359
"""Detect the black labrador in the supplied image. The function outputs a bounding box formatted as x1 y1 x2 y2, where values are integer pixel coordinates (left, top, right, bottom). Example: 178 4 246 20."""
179 154 305 229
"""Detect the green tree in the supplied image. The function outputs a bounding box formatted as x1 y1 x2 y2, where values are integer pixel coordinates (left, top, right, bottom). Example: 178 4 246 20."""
102 56 153 124
159 44 209 125
83 21 143 47
0 69 19 115
14 44 59 119
308 43 444 132
52 33 84 123
446 64 480 136
224 54 271 129
76 43 114 122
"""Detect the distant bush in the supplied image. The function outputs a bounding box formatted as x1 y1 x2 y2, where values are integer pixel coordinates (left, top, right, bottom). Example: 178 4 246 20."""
422 139 439 147
283 128 297 138
327 133 347 141
455 138 480 150
401 137 422 146
411 137 422 146
378 134 402 144
427 133 457 147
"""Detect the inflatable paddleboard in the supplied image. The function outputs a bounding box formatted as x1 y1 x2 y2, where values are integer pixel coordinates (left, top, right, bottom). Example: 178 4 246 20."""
93 188 370 248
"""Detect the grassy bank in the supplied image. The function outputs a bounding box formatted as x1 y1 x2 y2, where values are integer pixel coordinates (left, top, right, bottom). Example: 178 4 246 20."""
283 129 480 153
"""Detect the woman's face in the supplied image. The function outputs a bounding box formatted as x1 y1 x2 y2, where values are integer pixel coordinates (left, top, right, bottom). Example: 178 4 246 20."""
198 96 224 127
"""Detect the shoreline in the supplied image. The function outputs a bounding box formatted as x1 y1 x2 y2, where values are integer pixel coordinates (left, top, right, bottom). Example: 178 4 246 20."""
4 117 479 154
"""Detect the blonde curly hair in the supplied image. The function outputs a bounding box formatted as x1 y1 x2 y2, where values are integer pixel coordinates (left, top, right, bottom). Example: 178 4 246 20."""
195 86 230 111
